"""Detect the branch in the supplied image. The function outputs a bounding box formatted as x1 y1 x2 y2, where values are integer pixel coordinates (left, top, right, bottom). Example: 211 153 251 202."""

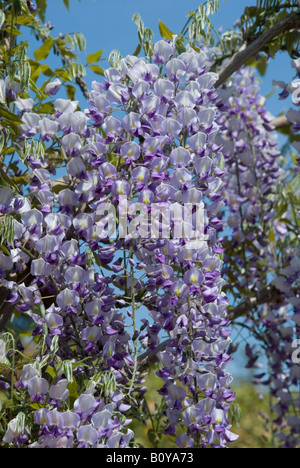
227 285 283 321
137 340 170 374
215 11 300 88
270 115 290 129
137 285 284 373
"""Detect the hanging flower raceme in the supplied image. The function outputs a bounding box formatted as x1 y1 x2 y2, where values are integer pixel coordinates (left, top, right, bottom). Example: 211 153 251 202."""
93 42 237 448
217 63 300 448
0 39 237 449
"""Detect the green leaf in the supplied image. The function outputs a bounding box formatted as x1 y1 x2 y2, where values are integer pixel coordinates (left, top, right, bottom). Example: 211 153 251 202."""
34 37 53 61
86 50 104 64
132 12 145 42
51 182 68 195
28 80 46 100
15 413 26 434
148 429 161 447
30 403 45 410
0 168 19 194
230 402 242 427
54 68 70 82
30 64 52 82
269 229 275 243
158 19 174 40
50 335 59 357
57 39 77 59
19 60 31 90
190 42 200 53
0 365 11 375
66 63 86 80
62 0 69 9
0 132 5 154
108 49 122 69
245 6 259 19
15 15 34 26
38 102 54 114
206 0 220 15
67 379 78 403
62 360 74 383
35 0 47 23
256 57 267 77
175 35 186 54
89 65 105 76
3 26 22 36
132 12 143 31
73 32 86 52
268 40 281 59
12 0 22 16
0 10 5 30
0 245 10 256
0 215 15 245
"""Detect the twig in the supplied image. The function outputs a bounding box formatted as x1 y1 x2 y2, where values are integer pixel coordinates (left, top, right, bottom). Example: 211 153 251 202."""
227 285 283 321
128 245 138 395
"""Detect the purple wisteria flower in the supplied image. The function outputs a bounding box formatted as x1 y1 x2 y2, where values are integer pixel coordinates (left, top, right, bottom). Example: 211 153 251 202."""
45 79 62 96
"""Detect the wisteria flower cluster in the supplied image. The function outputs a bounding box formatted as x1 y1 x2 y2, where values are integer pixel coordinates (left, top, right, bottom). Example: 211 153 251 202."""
217 66 283 295
273 56 300 155
0 39 237 448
